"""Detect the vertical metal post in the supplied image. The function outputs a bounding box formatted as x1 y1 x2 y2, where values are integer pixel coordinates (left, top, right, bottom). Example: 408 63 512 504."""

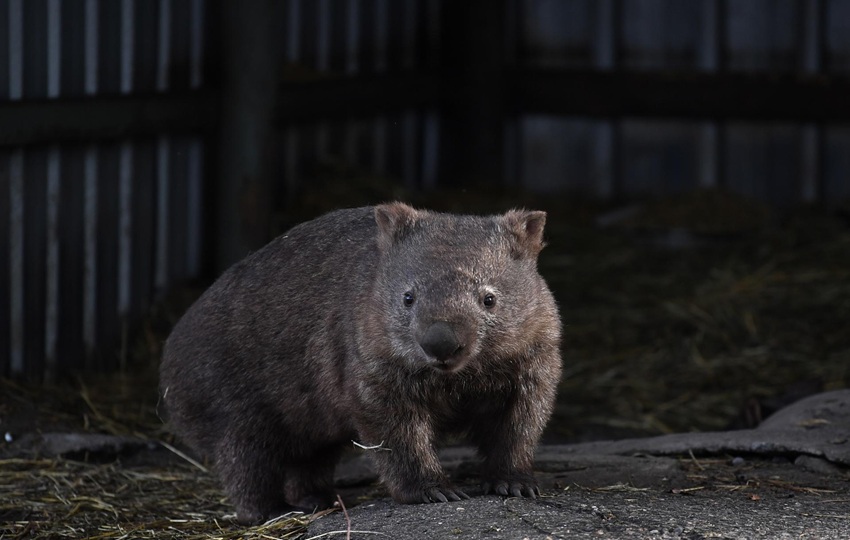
9 150 25 375
800 0 822 203
157 0 171 91
375 0 388 72
346 0 360 74
84 0 98 95
155 137 170 292
121 0 134 94
699 0 720 189
44 146 61 381
47 0 61 98
186 140 203 277
9 0 23 100
83 146 98 366
217 0 283 270
190 0 204 88
593 0 617 198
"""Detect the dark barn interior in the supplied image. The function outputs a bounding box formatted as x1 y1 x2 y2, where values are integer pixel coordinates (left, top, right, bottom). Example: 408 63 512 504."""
1 0 850 537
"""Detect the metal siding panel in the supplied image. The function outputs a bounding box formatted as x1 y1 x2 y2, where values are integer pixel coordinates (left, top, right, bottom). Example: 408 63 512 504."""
169 0 191 90
120 0 134 94
46 0 60 97
117 141 133 319
61 0 87 97
167 137 190 281
84 0 98 94
385 112 405 183
316 0 331 71
44 146 60 380
154 136 170 291
725 123 800 206
133 0 160 93
8 0 24 100
521 0 593 68
726 0 798 71
346 0 360 73
0 151 10 376
285 0 302 63
328 0 347 73
826 0 850 73
95 143 121 370
24 147 48 379
698 0 720 71
156 0 171 91
23 0 48 99
131 140 156 316
421 110 439 190
185 138 203 277
386 0 405 72
82 145 98 365
521 116 596 194
58 145 86 373
374 0 388 72
423 0 440 68
357 0 377 72
372 116 387 174
621 120 700 196
401 0 416 70
98 0 121 94
824 127 850 201
401 110 418 189
8 149 25 376
622 0 700 70
299 0 319 70
0 2 9 100
189 0 203 88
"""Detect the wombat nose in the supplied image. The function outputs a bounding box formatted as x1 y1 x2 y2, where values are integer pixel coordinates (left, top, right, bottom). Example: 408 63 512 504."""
420 322 463 360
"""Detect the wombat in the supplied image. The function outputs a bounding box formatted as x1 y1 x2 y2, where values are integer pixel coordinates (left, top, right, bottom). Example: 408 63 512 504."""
159 202 562 524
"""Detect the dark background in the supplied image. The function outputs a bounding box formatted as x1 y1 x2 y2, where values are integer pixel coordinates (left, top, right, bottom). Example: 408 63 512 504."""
1 1 849 440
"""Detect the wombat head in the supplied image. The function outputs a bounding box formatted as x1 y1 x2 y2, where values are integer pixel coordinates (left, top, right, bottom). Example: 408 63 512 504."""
366 202 556 374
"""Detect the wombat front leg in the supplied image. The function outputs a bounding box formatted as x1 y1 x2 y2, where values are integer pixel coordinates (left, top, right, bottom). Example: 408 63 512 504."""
471 374 556 498
355 410 469 504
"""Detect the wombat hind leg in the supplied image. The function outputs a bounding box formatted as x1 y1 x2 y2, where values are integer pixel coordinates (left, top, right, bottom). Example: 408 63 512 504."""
216 438 289 525
284 459 338 511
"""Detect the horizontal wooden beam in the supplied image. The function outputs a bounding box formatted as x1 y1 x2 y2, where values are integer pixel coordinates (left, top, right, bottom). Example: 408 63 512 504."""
0 93 217 146
2 70 849 148
512 69 850 123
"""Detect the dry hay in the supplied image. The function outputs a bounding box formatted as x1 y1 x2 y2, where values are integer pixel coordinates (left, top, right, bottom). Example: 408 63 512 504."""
543 204 850 441
0 458 331 539
0 375 335 539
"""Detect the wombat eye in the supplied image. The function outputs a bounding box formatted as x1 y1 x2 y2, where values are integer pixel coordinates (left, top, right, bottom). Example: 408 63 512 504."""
403 291 415 307
482 293 496 308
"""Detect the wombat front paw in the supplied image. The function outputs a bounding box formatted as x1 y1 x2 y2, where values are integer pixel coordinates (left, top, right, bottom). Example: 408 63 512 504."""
482 475 540 499
395 484 470 504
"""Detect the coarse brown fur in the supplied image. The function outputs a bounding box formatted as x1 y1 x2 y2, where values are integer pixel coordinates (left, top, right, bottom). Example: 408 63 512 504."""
159 202 562 524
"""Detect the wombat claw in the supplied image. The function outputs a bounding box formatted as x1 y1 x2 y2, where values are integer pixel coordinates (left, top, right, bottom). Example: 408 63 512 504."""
422 486 470 503
483 480 540 499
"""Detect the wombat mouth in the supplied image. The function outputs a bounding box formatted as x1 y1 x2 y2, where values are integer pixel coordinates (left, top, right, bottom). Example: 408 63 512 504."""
429 358 466 374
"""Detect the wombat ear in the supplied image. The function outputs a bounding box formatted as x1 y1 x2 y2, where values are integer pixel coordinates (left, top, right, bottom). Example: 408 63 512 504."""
374 202 421 250
503 209 547 258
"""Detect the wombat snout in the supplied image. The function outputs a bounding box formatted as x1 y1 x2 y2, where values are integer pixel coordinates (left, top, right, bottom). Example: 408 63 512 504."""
419 321 464 362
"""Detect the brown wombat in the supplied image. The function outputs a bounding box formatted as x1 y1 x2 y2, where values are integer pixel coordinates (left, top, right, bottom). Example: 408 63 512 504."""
159 202 562 524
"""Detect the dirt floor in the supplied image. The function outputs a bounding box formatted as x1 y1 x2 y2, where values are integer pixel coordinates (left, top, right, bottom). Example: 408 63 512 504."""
2 190 849 538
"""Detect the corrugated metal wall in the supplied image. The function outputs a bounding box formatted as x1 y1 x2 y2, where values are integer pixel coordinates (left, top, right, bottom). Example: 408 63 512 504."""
277 0 442 195
3 0 850 380
1 0 208 379
518 0 850 203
